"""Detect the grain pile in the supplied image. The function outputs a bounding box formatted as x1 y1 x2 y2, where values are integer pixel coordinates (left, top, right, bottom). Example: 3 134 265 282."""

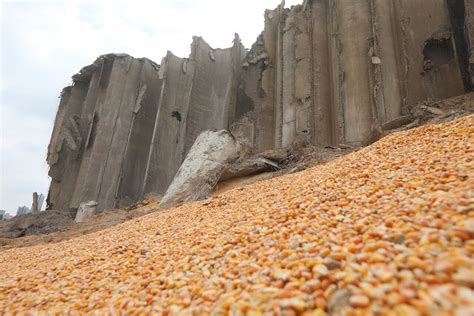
1 116 473 315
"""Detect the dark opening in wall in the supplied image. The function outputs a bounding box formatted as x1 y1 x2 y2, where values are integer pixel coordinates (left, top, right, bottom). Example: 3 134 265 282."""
235 84 255 120
171 111 182 122
423 38 455 69
446 0 472 91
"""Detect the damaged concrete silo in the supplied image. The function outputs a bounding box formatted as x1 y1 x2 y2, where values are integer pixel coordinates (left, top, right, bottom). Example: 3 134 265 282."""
47 37 246 213
47 54 163 213
140 35 246 198
236 0 473 150
46 0 474 215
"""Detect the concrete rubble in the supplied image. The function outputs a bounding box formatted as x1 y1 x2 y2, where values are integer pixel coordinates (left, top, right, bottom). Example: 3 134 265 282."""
158 130 241 209
46 0 474 215
74 201 98 223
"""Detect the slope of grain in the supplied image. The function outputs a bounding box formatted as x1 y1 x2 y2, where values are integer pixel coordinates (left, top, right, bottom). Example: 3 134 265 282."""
1 116 473 315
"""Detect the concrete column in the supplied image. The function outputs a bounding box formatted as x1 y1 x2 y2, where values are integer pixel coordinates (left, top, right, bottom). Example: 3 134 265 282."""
258 8 281 150
143 52 196 196
372 0 404 122
274 5 287 148
311 0 335 146
281 11 297 147
463 0 474 87
70 58 114 209
74 56 130 209
47 80 89 211
96 58 145 208
335 0 373 144
117 60 163 207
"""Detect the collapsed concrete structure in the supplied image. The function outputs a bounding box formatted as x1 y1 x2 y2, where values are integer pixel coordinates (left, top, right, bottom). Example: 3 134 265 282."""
159 130 242 210
47 37 246 212
47 0 474 214
238 0 473 149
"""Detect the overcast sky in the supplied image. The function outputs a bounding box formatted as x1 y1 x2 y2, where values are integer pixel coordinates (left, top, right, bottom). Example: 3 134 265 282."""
0 0 301 215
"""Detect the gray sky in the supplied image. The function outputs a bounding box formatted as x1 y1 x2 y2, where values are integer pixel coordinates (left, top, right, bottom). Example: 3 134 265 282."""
0 0 301 215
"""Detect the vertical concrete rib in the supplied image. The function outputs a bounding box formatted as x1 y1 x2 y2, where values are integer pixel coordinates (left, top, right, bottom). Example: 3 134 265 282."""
330 0 345 145
293 7 313 144
336 0 373 144
75 56 130 208
312 0 335 146
47 87 72 167
142 59 168 198
97 58 144 209
259 10 279 150
372 0 404 122
47 81 89 211
118 60 162 206
274 5 286 148
144 52 196 195
281 10 297 147
466 0 474 83
70 57 114 209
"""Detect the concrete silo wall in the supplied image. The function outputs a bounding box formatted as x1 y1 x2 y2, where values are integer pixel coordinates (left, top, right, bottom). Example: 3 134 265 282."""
47 0 472 213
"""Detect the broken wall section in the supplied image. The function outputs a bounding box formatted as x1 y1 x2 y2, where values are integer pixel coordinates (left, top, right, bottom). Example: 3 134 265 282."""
47 54 163 212
463 0 474 85
238 0 470 149
141 35 246 198
47 37 246 213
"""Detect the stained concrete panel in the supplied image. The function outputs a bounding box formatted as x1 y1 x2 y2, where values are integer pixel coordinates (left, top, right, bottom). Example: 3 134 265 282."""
463 0 474 84
336 0 373 144
143 52 196 195
117 61 163 207
468 0 474 56
372 0 404 123
74 56 131 209
184 37 245 153
281 10 297 147
143 37 245 197
96 58 145 208
398 0 464 104
47 81 89 211
311 0 335 146
70 57 115 209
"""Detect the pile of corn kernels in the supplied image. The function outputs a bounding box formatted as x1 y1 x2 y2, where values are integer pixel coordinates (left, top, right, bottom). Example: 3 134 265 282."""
1 116 473 315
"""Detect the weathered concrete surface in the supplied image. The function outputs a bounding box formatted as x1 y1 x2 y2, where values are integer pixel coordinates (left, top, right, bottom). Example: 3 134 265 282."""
239 0 470 148
116 58 164 207
143 36 246 197
158 130 241 210
47 0 473 215
47 54 162 213
47 37 245 214
74 201 98 223
463 0 474 85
